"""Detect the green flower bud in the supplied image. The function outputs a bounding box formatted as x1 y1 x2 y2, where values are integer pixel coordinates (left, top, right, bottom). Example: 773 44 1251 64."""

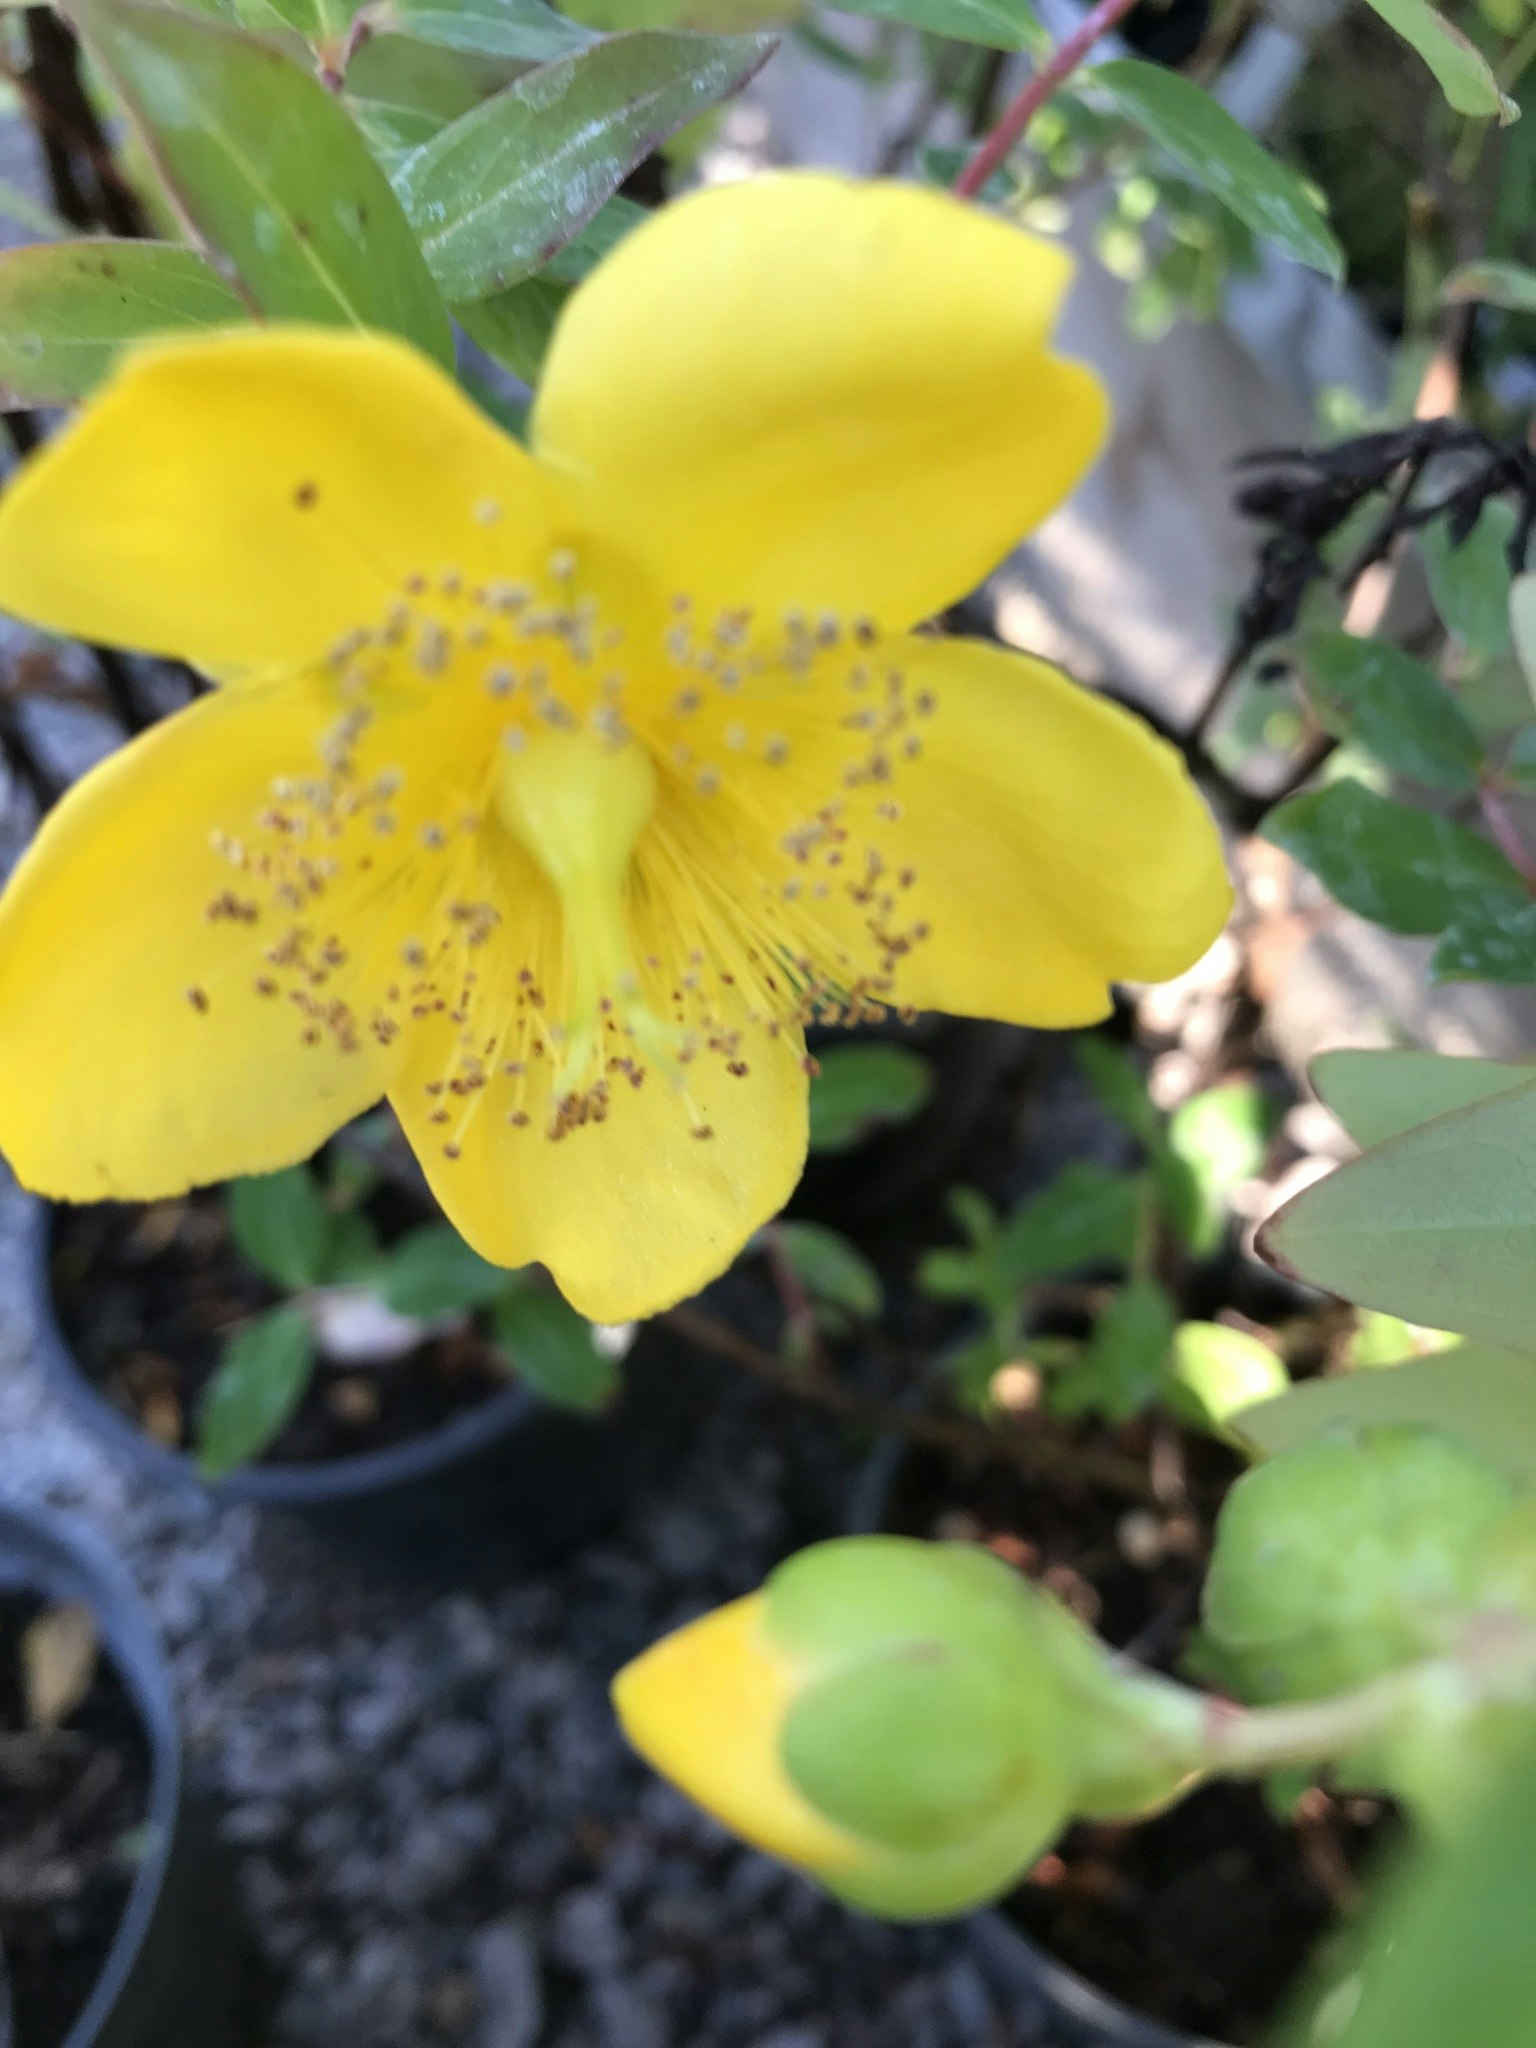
1199 1425 1515 1706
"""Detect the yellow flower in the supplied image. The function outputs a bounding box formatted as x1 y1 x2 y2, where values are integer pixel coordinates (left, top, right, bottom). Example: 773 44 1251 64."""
0 173 1230 1322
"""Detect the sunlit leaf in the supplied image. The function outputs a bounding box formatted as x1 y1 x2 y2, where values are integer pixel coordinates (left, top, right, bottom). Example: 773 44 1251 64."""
0 239 247 406
1092 60 1344 281
1363 0 1517 122
379 0 595 60
81 0 454 362
394 29 772 301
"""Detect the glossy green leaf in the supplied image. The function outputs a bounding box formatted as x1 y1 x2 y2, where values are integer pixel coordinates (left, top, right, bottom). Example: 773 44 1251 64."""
1363 0 1517 121
1445 259 1536 311
380 1222 510 1317
1049 1277 1176 1425
1231 1343 1536 1489
1164 1081 1276 1255
493 1286 618 1409
1092 60 1344 281
81 0 453 363
457 274 567 383
1310 1047 1535 1149
395 29 772 301
1511 576 1536 701
1422 499 1517 656
196 1303 316 1477
1261 1079 1536 1352
774 1221 883 1321
1433 894 1536 985
1300 630 1482 793
839 0 1040 49
0 239 247 406
345 37 522 167
380 0 594 59
807 1042 933 1153
1262 779 1523 935
227 1165 330 1292
995 1161 1142 1285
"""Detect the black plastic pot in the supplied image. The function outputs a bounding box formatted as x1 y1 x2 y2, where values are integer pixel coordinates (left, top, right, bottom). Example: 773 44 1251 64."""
29 1200 701 1567
0 1497 247 2048
850 1435 1229 2048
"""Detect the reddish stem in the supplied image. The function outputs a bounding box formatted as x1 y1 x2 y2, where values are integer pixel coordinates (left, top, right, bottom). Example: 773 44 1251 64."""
954 0 1144 200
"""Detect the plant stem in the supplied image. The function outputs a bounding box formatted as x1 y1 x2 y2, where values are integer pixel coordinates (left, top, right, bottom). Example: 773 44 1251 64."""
663 1302 1158 1503
1195 1666 1430 1776
953 0 1142 199
1479 781 1536 894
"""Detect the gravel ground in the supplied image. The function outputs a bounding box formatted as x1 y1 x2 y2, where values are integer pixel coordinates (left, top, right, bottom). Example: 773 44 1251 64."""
0 1173 1078 2048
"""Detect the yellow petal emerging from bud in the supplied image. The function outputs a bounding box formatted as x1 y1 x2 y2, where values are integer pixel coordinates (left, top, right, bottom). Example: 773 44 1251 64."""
612 1594 863 1874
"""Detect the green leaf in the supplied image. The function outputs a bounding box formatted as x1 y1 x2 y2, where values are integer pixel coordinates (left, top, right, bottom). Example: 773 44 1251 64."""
81 0 453 363
1230 1343 1536 1491
227 1166 331 1291
1091 60 1344 281
1163 1081 1276 1255
1165 1321 1287 1437
1260 1078 1536 1353
379 0 595 60
394 30 772 301
0 239 247 406
493 1286 618 1409
838 0 1040 49
1262 779 1523 935
807 1042 934 1153
196 1303 316 1477
1444 259 1536 311
457 274 568 383
996 1161 1142 1287
1074 1035 1160 1145
773 1221 883 1320
1361 0 1517 121
1433 893 1536 984
1422 499 1518 657
1049 1277 1176 1425
1511 576 1536 701
344 37 521 167
379 1222 510 1317
326 1211 385 1283
1299 630 1482 794
1311 1049 1536 1149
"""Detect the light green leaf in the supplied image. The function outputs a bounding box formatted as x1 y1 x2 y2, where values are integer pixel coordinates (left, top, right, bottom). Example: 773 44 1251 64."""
196 1303 317 1477
838 0 1040 49
344 37 522 167
1231 1342 1536 1490
395 30 772 301
1050 1277 1176 1425
0 239 247 406
1300 630 1482 794
1309 1048 1536 1149
1166 1321 1288 1437
493 1286 618 1409
379 1222 510 1317
1164 1081 1276 1255
1260 1079 1536 1352
1444 259 1536 311
1262 779 1523 935
1362 0 1517 121
81 0 454 363
381 0 593 59
1511 576 1536 701
1092 60 1344 281
1422 499 1518 657
774 1221 884 1320
457 274 567 382
807 1042 933 1153
227 1166 331 1292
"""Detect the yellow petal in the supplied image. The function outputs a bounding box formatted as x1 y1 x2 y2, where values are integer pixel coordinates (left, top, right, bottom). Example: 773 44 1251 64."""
0 327 554 672
390 841 810 1323
0 677 439 1198
533 173 1106 634
613 1596 863 1874
652 633 1231 1030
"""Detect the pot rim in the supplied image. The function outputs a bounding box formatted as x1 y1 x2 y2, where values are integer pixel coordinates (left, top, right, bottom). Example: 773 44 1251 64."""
26 1196 548 1504
0 1496 181 2048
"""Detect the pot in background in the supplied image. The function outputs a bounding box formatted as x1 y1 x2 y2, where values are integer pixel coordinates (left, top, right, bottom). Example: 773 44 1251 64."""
0 1497 249 2048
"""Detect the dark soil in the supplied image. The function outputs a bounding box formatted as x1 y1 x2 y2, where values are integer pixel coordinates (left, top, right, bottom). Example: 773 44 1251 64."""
0 1592 151 2047
50 1185 511 1472
878 1440 1393 2045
